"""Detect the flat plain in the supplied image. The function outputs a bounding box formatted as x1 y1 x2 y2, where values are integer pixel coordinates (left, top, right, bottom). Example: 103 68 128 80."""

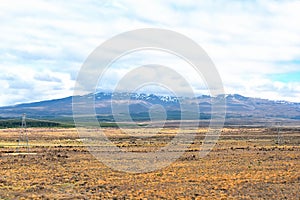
0 127 299 199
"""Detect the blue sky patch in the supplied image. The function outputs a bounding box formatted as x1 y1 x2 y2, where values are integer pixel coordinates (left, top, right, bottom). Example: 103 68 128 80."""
269 72 300 83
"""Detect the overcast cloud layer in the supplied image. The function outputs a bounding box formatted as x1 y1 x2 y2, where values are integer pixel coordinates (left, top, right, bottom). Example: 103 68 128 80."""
0 0 300 106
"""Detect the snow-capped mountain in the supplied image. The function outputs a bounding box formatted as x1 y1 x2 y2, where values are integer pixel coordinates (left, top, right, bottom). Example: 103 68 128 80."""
0 92 299 123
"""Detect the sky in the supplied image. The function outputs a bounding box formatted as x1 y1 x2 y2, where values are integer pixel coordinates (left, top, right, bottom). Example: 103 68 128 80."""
0 0 300 106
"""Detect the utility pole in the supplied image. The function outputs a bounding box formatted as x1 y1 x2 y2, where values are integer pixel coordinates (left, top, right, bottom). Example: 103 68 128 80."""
17 113 29 153
276 121 283 145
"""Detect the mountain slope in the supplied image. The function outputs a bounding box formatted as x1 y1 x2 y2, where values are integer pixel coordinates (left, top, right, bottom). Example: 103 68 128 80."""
0 93 299 123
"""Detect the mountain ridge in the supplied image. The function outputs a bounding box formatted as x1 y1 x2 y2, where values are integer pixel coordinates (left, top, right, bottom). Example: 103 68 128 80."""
0 93 299 123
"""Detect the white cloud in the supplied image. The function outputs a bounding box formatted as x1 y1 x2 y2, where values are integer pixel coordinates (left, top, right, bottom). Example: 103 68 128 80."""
0 0 300 106
0 65 75 106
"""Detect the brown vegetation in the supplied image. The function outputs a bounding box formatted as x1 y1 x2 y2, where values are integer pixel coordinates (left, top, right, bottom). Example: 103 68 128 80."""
0 127 299 199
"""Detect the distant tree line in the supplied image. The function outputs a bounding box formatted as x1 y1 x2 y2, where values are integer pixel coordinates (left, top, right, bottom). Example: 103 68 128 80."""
0 119 74 129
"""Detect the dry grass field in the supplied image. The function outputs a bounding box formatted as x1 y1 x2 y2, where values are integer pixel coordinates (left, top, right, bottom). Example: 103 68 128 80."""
0 127 299 199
